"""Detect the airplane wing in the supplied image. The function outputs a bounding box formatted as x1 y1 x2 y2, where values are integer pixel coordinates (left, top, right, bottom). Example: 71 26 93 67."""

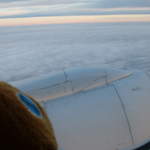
10 67 150 150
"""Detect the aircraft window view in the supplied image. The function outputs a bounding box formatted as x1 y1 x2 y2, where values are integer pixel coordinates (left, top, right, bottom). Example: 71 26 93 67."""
0 0 150 150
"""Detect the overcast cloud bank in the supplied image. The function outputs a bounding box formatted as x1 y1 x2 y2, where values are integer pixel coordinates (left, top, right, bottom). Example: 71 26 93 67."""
0 23 150 82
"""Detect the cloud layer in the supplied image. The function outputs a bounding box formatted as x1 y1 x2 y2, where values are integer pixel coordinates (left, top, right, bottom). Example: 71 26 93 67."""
0 0 150 22
87 0 150 8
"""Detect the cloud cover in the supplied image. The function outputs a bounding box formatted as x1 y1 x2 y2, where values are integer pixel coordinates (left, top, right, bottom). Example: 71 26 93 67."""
0 0 150 20
87 0 150 8
1 0 150 7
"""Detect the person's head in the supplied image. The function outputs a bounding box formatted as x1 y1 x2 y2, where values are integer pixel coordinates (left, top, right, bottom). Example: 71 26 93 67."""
0 82 57 150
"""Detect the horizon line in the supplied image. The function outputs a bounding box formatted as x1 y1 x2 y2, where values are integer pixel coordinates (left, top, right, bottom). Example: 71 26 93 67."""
0 14 150 27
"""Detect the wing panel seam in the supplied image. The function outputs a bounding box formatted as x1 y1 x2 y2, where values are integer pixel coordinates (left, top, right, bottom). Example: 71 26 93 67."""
112 84 135 145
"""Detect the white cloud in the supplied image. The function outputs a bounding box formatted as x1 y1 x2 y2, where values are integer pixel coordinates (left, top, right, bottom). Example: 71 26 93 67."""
0 23 150 81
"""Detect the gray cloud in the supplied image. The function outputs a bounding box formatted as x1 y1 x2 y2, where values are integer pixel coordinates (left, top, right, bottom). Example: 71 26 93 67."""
1 0 150 8
87 0 150 8
0 0 26 2
0 0 79 5
0 0 150 19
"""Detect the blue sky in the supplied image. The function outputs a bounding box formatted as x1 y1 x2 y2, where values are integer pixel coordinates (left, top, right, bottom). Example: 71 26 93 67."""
1 0 150 18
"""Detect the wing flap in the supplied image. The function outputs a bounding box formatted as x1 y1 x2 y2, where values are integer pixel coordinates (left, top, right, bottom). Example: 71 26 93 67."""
10 67 132 102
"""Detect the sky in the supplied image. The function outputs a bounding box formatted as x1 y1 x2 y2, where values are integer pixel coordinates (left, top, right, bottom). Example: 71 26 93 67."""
0 0 150 26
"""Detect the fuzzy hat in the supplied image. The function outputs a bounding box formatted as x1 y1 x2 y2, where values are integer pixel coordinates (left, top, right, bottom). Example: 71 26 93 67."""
0 82 58 150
